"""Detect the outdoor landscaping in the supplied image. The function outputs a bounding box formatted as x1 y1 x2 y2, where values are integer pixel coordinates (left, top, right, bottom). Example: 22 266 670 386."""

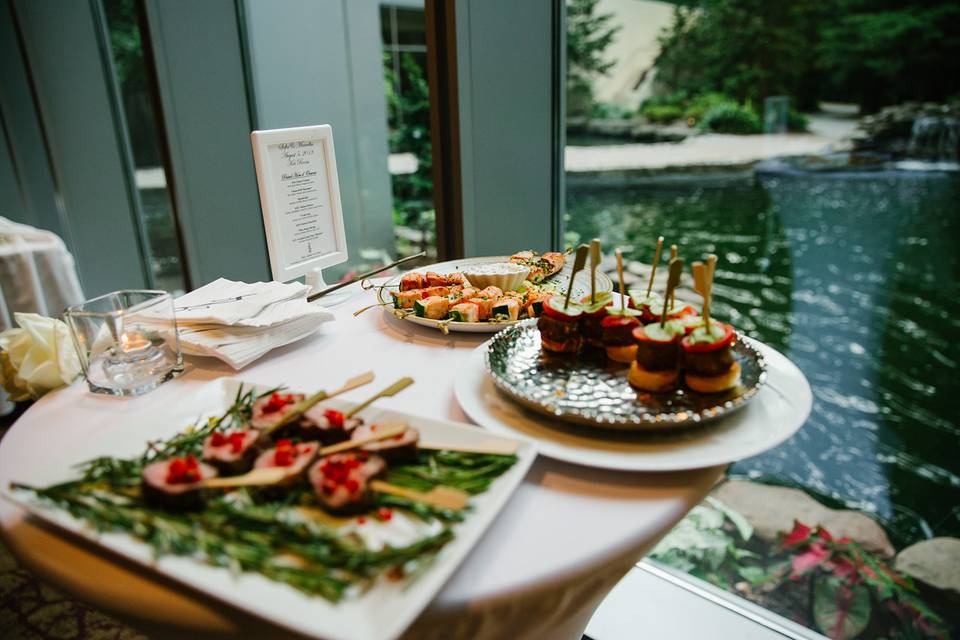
565 1 960 638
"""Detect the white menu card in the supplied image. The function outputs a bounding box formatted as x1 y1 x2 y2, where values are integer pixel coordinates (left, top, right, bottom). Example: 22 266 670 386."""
251 124 348 282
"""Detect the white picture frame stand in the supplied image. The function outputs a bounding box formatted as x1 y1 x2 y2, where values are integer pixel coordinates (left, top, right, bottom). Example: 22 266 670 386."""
250 124 351 304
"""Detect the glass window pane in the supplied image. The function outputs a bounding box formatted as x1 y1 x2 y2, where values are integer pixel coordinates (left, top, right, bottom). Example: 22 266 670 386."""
103 0 188 294
381 5 434 268
564 0 960 637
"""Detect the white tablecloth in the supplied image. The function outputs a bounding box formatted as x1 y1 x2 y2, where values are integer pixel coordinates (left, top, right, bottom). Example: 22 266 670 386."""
0 217 84 329
0 281 722 639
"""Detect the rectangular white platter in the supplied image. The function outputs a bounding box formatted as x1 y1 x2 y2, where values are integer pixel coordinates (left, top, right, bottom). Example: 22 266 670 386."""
3 377 537 640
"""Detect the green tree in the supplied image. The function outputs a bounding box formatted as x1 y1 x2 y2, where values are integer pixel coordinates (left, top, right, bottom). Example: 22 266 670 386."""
655 0 826 110
653 0 960 113
816 0 960 112
384 52 433 230
566 0 620 117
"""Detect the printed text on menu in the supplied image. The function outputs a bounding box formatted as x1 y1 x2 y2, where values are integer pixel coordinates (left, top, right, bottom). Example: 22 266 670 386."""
268 139 336 266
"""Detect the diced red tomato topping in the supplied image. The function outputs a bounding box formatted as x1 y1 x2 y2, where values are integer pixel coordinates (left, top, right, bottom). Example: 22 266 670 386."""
166 455 201 484
323 409 345 428
262 392 295 414
273 439 296 466
210 432 227 447
377 507 393 521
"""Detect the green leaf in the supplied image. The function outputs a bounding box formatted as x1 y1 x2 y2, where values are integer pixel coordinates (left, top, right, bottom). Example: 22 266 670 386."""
706 496 753 541
813 576 871 640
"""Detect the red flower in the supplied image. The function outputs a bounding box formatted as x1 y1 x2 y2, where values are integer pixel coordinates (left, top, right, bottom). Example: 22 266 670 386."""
790 542 830 578
782 521 813 547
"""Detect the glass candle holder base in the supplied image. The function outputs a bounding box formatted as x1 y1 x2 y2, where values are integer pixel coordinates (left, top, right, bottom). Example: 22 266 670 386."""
65 290 184 397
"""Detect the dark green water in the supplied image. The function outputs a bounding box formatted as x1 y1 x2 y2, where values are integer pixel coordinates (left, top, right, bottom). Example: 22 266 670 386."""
566 170 960 546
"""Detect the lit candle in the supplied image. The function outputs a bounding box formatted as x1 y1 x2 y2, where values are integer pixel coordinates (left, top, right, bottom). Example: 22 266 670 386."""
119 331 152 356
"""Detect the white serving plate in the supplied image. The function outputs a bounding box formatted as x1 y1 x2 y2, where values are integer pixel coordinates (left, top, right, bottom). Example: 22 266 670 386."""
454 336 811 472
378 255 614 333
4 378 536 640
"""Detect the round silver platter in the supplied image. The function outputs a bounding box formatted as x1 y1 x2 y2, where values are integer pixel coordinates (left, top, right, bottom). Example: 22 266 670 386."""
485 320 767 430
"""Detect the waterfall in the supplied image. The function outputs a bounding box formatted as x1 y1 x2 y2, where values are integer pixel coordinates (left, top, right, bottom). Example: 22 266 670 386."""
907 116 960 161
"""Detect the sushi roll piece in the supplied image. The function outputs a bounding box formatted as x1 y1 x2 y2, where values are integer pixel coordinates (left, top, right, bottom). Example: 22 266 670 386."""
350 423 420 464
601 309 642 363
629 321 685 392
466 296 496 321
414 295 450 320
448 303 480 323
250 392 305 431
141 455 217 511
201 429 263 475
253 439 320 484
296 406 363 444
479 286 504 300
537 296 583 353
492 297 521 321
524 290 551 318
391 289 422 310
400 272 425 291
682 322 741 393
308 452 386 515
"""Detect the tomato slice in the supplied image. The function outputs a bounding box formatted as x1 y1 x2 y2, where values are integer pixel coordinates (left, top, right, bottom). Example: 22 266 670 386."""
681 323 736 352
544 296 583 321
601 314 640 329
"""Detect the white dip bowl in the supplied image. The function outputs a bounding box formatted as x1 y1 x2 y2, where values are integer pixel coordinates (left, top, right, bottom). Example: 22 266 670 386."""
461 263 530 291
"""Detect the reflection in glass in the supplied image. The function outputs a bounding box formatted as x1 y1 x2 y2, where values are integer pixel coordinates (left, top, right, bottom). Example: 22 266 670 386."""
103 0 188 295
381 5 435 265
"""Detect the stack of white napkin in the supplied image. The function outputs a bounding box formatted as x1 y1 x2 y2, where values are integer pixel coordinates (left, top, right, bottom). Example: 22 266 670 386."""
162 278 334 369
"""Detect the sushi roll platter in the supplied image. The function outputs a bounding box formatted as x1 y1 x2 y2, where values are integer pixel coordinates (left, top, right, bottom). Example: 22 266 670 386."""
374 251 614 333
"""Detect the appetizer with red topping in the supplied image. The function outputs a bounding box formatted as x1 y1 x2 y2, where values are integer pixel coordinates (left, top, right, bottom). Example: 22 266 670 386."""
141 455 217 510
253 439 320 484
628 320 685 391
202 429 263 475
350 423 420 464
601 309 641 363
537 296 583 353
308 452 387 514
579 292 614 348
296 406 363 444
682 322 740 393
250 391 304 430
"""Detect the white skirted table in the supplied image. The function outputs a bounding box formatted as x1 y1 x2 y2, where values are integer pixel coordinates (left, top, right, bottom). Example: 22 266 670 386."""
0 281 722 639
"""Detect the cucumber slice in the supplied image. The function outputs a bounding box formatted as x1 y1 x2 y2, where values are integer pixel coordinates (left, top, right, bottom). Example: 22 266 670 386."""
414 299 427 317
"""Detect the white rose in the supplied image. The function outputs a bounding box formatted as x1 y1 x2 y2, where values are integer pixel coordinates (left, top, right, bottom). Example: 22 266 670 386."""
0 312 81 401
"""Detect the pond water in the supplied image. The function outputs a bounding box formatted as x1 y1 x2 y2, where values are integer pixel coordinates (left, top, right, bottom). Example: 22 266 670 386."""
565 169 960 546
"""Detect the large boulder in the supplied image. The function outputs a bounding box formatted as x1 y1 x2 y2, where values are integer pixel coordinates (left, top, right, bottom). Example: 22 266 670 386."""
711 479 895 558
895 538 960 601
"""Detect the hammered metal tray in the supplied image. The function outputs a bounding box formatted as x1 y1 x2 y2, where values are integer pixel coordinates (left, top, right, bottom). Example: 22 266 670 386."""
484 320 767 430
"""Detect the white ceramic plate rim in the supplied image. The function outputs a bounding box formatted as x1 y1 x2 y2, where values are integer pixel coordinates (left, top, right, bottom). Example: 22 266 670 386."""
378 256 614 333
4 378 536 640
454 336 812 472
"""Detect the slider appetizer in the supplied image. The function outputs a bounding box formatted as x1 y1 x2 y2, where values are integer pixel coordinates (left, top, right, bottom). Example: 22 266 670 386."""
682 322 740 393
538 244 589 353
602 310 641 363
579 292 614 348
629 320 685 391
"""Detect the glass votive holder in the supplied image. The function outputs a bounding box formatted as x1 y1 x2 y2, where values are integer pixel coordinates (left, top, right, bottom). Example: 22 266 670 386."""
64 290 183 396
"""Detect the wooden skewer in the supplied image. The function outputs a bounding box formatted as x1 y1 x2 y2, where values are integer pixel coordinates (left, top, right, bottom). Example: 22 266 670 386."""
615 248 627 313
702 254 718 331
644 236 664 298
265 371 375 436
669 244 678 309
563 244 590 310
692 261 707 296
589 239 601 305
370 480 469 511
660 258 684 328
202 423 408 489
344 377 414 419
419 439 519 456
307 251 426 302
